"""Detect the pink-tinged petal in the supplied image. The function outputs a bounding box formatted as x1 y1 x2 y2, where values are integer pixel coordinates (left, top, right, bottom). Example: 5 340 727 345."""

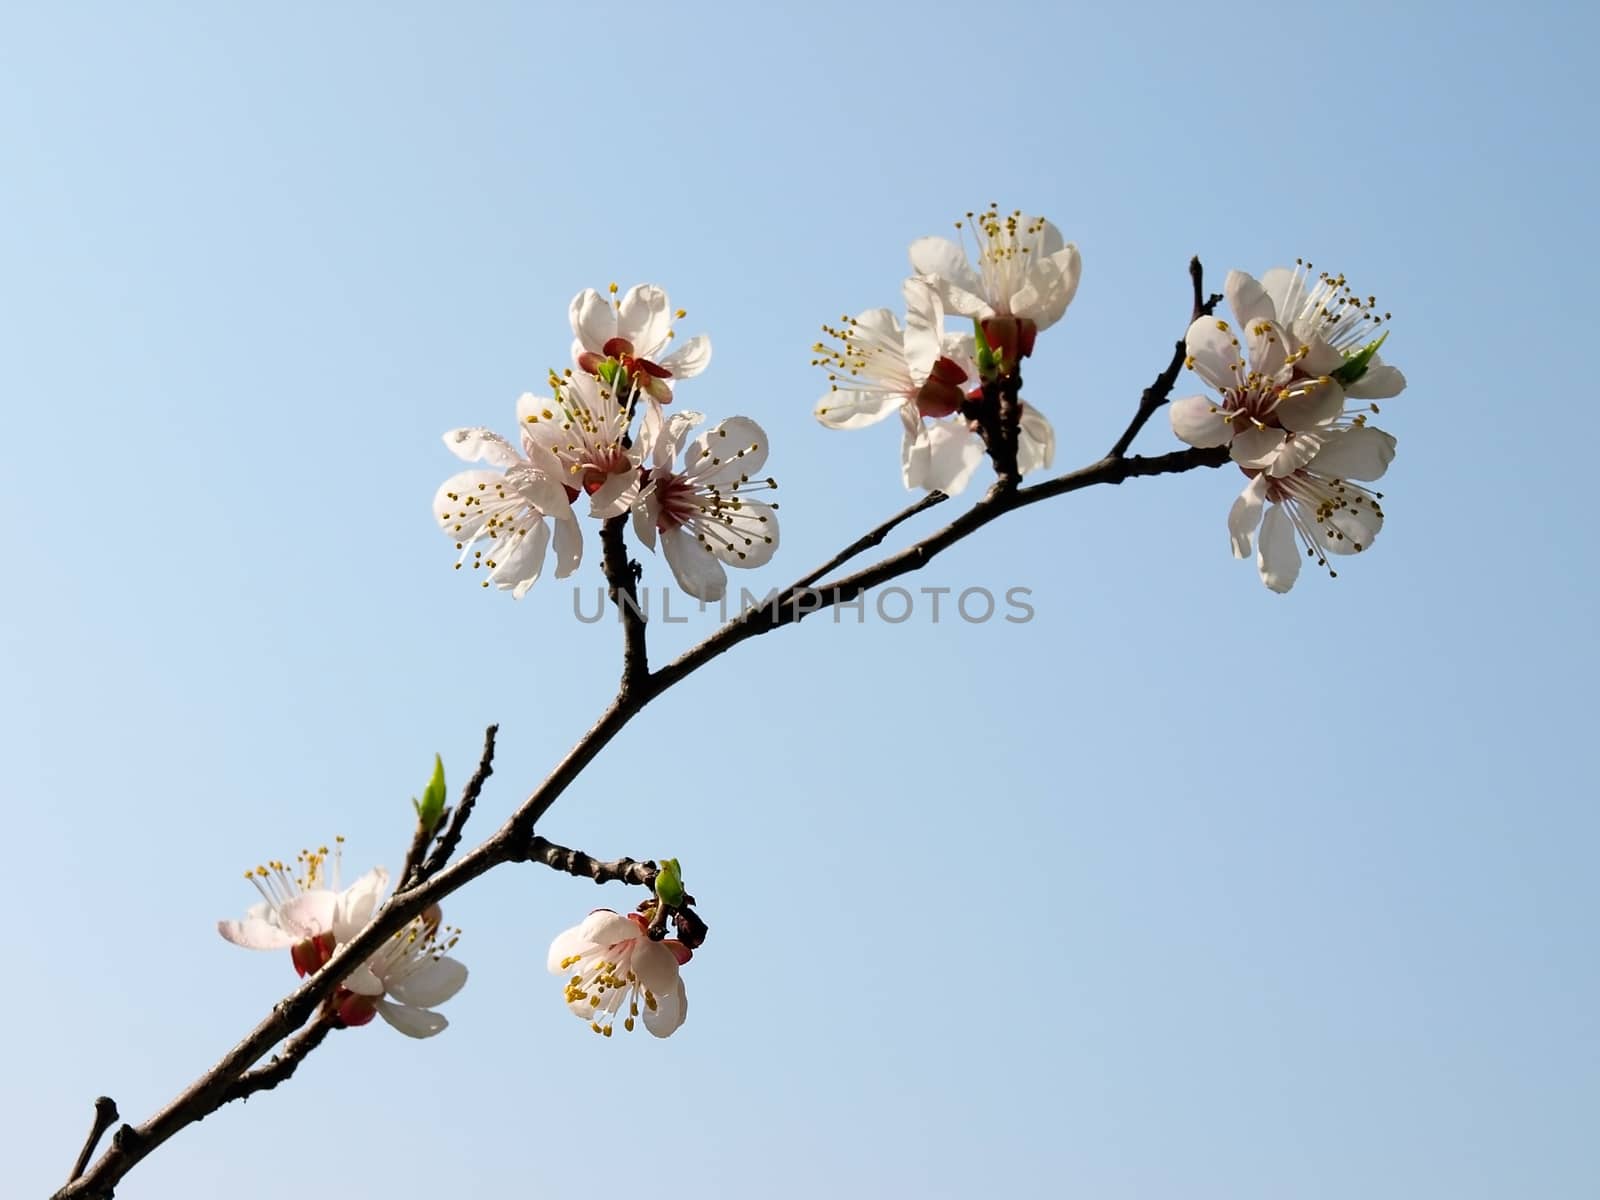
342 963 385 997
642 980 687 1037
217 915 296 951
1275 377 1344 431
1230 426 1288 469
901 278 945 383
616 284 672 358
442 427 520 468
376 1000 449 1039
569 289 617 354
1321 497 1384 555
659 333 711 380
388 956 468 1008
1228 475 1267 558
1169 394 1231 449
1268 432 1324 478
1184 317 1244 393
552 513 583 577
903 419 983 495
281 890 338 939
1017 404 1055 474
662 525 728 602
1345 358 1405 400
332 868 389 943
1257 503 1301 592
548 930 597 974
1225 270 1275 327
815 388 903 430
1309 426 1396 482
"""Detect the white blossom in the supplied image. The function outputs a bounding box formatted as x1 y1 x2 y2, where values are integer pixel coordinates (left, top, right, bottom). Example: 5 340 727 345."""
217 839 387 977
548 909 690 1038
338 906 468 1039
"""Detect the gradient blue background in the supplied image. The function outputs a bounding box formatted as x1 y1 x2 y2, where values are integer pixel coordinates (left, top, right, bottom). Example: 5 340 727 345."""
3 2 1594 1196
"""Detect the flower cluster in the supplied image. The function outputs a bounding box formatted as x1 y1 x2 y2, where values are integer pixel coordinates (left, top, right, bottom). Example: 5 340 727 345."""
218 839 467 1038
437 284 778 602
547 909 691 1038
814 205 1076 493
1170 262 1405 591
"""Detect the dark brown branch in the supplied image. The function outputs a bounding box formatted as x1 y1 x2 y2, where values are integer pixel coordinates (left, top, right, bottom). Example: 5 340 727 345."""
415 724 499 885
523 837 710 950
599 514 649 696
65 1098 118 1185
792 490 949 589
56 378 1227 1200
222 1015 338 1104
1106 257 1222 459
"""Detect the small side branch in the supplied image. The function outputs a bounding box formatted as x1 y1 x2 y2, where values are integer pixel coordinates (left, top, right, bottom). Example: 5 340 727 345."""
414 724 500 886
1107 256 1223 459
599 515 649 695
65 1097 118 1185
792 490 949 589
222 1015 338 1104
524 836 710 950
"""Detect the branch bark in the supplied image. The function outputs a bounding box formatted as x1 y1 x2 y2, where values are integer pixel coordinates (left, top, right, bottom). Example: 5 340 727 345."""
1106 256 1222 459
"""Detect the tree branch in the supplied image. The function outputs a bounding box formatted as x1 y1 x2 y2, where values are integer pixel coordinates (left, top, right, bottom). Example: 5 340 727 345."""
55 325 1230 1200
792 490 949 589
65 1098 117 1185
222 1015 338 1104
599 514 649 696
1106 256 1222 459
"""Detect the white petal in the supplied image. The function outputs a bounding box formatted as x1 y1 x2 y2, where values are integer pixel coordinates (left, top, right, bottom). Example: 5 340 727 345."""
707 498 778 568
1228 475 1267 558
908 236 988 317
552 514 583 577
1345 358 1405 400
1257 503 1301 592
495 521 550 600
442 427 520 468
631 941 682 995
642 980 686 1037
658 333 711 379
333 868 389 943
280 890 338 939
587 469 639 519
815 388 904 430
569 289 616 354
342 964 385 997
662 525 727 602
1017 404 1055 474
1308 426 1396 482
1275 377 1344 431
1268 432 1324 478
903 419 983 494
1321 497 1384 555
901 278 944 382
1259 267 1304 325
1169 394 1231 448
434 470 505 541
1225 269 1275 327
505 465 574 518
1014 245 1081 330
1243 318 1289 378
684 416 769 484
1184 317 1244 393
632 488 660 552
1299 338 1344 377
217 915 296 951
1230 426 1288 469
616 284 672 358
377 1000 449 1039
388 956 468 1008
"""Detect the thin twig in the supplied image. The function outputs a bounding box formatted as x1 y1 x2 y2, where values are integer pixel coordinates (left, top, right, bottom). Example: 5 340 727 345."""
599 515 649 696
523 836 709 949
1106 257 1222 459
792 490 948 589
415 724 499 885
65 1098 118 1185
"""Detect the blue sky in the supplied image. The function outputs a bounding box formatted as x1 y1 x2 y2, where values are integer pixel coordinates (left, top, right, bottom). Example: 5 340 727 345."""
3 2 1595 1197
